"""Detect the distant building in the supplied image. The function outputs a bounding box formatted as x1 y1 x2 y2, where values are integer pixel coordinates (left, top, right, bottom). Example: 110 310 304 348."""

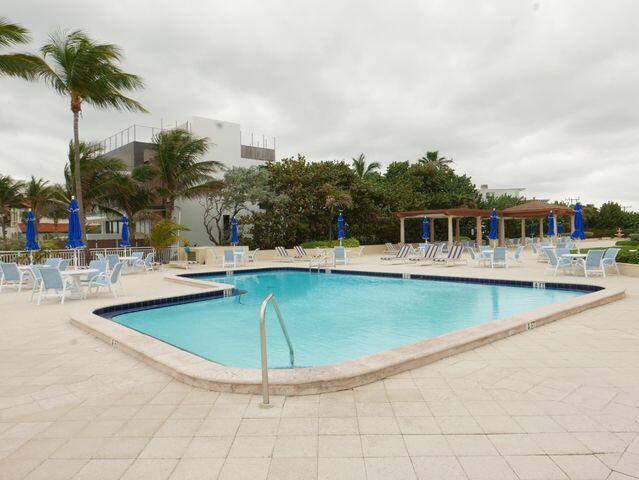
478 184 525 200
95 116 275 246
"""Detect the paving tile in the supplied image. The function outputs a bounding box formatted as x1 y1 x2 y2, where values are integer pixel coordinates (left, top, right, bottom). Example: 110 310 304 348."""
121 459 177 480
361 434 407 457
531 432 590 454
458 456 517 480
278 417 318 435
24 459 88 480
319 417 358 435
397 416 441 434
228 435 276 458
72 459 133 480
436 416 484 434
236 418 279 436
272 435 318 457
505 455 567 479
403 434 453 456
218 458 270 480
268 457 317 479
318 457 366 480
183 436 233 458
318 435 362 458
169 458 224 480
411 456 467 479
551 454 611 479
365 457 416 480
94 436 149 459
139 437 192 459
357 416 399 434
446 434 499 456
488 433 544 455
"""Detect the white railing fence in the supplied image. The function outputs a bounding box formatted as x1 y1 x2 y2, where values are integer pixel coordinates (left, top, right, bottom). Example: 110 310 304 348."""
0 246 175 267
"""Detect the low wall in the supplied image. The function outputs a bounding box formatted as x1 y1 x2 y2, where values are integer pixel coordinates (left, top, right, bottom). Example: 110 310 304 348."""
620 263 639 277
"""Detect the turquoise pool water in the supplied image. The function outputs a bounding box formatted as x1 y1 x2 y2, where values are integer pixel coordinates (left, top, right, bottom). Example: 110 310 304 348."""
111 270 584 369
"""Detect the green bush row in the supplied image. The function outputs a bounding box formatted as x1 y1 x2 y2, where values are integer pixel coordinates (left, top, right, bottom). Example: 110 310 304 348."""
301 239 361 249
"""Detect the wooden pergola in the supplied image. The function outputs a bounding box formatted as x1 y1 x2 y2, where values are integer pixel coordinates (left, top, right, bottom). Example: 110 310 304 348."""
500 200 574 245
394 208 493 248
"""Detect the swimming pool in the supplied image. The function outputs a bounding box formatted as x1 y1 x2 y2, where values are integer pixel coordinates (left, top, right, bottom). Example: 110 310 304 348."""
108 269 585 369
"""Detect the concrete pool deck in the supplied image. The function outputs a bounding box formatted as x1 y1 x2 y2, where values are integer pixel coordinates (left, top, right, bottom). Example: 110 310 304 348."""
1 246 639 479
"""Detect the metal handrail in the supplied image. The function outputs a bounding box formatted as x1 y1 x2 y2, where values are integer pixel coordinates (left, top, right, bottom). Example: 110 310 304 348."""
259 294 295 405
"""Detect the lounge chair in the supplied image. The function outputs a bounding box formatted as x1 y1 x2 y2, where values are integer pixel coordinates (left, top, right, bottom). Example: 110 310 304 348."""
383 242 398 254
35 266 74 304
466 247 490 267
491 247 508 268
29 266 43 302
333 246 347 266
347 246 365 259
81 260 108 288
134 252 156 273
275 246 294 262
106 254 119 270
602 248 620 275
381 245 412 264
0 262 28 292
434 245 466 266
247 248 260 263
409 244 437 264
511 245 524 263
87 262 124 297
545 249 573 276
293 246 322 262
576 250 606 278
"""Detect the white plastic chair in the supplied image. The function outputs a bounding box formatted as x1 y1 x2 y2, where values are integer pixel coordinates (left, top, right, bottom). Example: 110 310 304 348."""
511 245 524 263
333 246 347 266
87 262 124 297
576 250 606 278
222 250 235 268
0 262 28 292
545 249 573 276
135 252 155 273
491 247 508 268
602 248 620 275
248 248 260 263
35 266 73 304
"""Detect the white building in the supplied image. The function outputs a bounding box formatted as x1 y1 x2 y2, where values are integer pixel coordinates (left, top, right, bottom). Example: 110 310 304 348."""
95 116 275 246
478 184 525 200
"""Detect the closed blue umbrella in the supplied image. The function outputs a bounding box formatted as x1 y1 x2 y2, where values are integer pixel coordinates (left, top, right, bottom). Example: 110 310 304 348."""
488 209 499 241
25 209 39 252
230 217 239 245
547 211 555 237
557 220 563 235
66 197 85 249
120 216 130 247
337 213 346 245
421 217 429 241
571 203 586 240
529 220 536 237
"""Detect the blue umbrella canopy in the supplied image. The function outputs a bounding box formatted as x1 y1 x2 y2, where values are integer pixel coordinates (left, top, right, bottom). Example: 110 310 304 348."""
120 216 130 247
230 217 239 245
529 220 536 237
25 209 39 251
488 209 499 240
66 197 85 249
337 212 346 240
547 211 555 237
421 216 429 241
571 203 586 240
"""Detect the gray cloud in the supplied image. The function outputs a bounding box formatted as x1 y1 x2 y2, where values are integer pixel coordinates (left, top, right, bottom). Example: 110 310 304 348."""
2 0 639 207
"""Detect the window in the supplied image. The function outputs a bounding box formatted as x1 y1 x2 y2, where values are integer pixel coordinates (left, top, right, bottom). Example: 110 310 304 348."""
105 221 120 234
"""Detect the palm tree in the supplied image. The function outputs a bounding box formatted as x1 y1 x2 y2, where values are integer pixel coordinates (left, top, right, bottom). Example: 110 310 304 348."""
0 17 41 78
323 184 353 240
63 141 128 216
418 150 454 165
32 30 146 241
152 128 223 220
351 153 381 179
147 219 189 253
0 175 24 240
23 176 55 225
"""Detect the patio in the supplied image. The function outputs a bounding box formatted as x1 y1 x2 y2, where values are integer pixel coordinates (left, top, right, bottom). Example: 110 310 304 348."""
1 245 638 480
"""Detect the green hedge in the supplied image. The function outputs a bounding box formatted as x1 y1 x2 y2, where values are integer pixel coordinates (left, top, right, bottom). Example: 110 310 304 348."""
615 240 639 247
301 239 360 248
629 233 639 242
575 245 639 265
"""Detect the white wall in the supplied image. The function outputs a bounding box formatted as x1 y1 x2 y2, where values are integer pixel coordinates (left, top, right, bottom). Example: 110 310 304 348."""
175 116 268 245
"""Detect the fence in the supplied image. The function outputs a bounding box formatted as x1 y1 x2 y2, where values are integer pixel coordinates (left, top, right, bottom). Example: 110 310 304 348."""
0 246 178 267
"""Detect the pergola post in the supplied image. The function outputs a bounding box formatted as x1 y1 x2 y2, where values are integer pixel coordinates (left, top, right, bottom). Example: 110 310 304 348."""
447 216 453 249
430 218 435 242
570 214 575 234
475 216 482 248
554 213 558 238
539 217 544 237
498 217 505 247
455 218 460 243
520 219 526 243
400 217 405 244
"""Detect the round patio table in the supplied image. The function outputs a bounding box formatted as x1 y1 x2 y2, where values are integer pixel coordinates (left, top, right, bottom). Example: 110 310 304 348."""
61 269 99 298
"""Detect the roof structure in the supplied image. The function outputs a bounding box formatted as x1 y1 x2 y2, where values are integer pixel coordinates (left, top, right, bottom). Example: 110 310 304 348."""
394 208 492 219
18 223 68 234
501 200 573 218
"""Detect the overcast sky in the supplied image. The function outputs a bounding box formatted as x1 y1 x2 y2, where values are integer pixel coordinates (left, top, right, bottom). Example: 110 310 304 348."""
2 0 639 208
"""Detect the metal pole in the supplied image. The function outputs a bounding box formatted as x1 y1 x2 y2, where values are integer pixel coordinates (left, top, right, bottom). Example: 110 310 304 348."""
259 295 271 405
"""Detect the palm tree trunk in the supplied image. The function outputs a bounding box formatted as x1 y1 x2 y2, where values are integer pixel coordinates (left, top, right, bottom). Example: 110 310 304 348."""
1 218 6 240
164 201 174 221
72 108 86 242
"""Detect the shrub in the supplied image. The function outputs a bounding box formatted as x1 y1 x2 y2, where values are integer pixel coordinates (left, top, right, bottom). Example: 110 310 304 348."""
629 233 639 242
617 249 639 265
584 231 594 238
615 240 639 247
301 238 360 249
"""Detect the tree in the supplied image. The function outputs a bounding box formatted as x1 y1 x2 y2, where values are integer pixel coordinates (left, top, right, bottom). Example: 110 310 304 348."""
63 141 126 215
152 128 223 220
351 153 381 179
0 175 24 239
322 184 353 240
146 219 189 252
23 176 55 225
0 17 41 79
33 30 146 241
418 150 454 165
200 166 270 245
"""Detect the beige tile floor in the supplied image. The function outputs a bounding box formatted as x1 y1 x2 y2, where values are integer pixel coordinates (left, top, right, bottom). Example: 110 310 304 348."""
1 248 638 479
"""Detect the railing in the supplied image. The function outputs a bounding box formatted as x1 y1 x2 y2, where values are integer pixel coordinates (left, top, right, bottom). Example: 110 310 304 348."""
97 121 191 153
259 294 295 405
0 246 171 267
